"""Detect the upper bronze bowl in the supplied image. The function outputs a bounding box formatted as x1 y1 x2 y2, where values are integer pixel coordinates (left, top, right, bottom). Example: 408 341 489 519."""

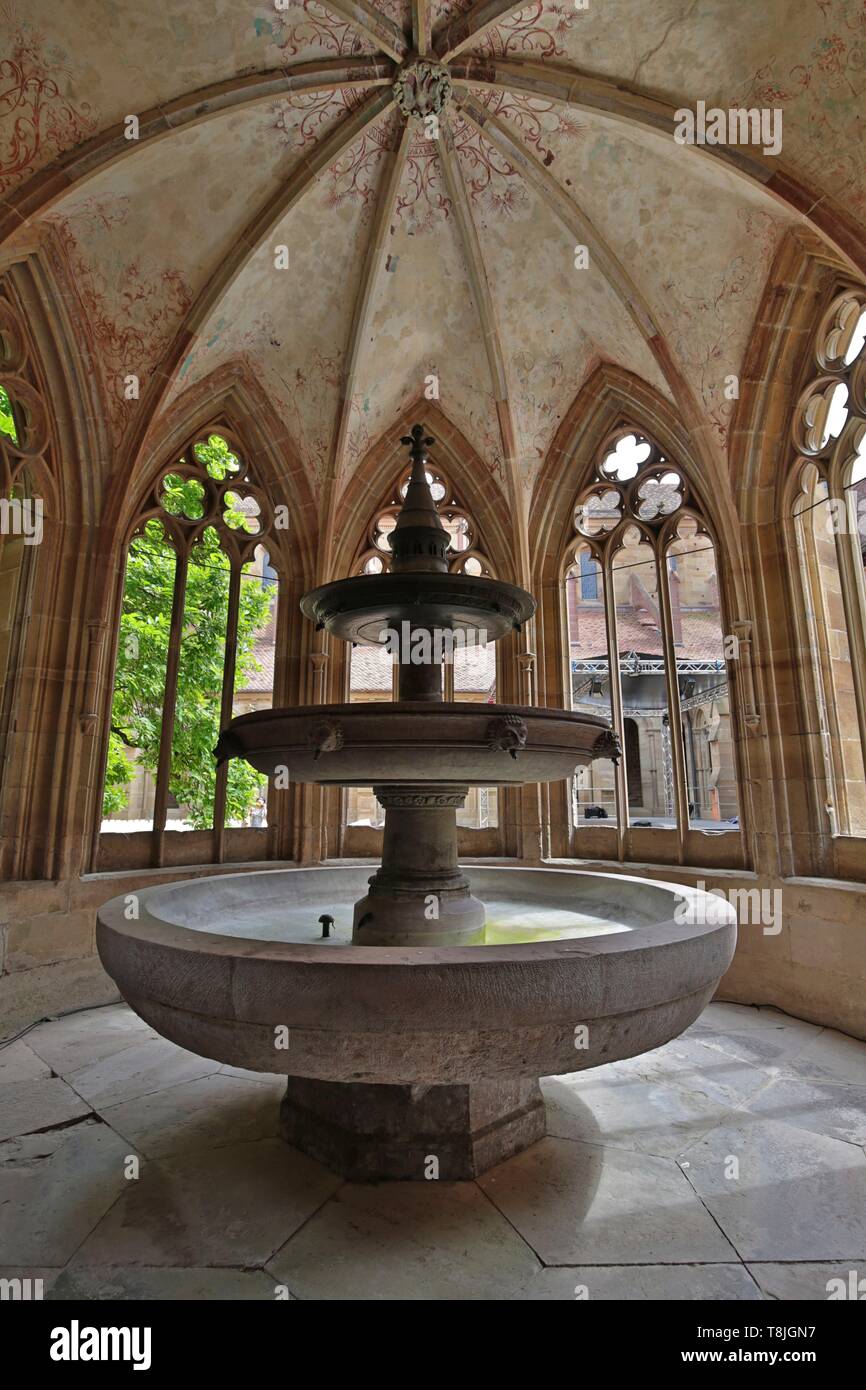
300 571 537 645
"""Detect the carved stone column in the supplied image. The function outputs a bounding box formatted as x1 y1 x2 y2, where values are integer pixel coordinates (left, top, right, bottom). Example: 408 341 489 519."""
352 783 485 946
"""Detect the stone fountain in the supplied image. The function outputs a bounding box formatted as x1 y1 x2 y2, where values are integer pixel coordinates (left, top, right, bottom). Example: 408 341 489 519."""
97 426 736 1180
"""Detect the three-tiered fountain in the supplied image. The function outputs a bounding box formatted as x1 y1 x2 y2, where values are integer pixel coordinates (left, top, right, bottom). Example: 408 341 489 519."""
97 427 736 1180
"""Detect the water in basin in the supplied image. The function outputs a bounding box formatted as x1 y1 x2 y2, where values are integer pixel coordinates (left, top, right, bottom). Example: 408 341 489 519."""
174 898 633 946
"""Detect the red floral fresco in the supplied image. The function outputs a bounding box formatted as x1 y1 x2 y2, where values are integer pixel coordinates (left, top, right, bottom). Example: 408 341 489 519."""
324 112 395 219
322 109 533 231
396 131 452 233
256 0 373 58
374 0 410 27
471 1 578 60
345 391 373 473
270 86 370 150
317 109 447 232
0 15 96 195
51 198 193 444
738 0 866 218
475 87 586 166
450 114 527 220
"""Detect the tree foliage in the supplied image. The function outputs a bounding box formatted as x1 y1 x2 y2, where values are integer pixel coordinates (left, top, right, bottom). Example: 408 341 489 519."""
0 384 18 443
103 449 273 829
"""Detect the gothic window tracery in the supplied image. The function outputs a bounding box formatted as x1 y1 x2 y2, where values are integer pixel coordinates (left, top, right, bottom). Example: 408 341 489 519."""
356 461 495 580
566 429 740 838
791 288 866 836
100 428 282 864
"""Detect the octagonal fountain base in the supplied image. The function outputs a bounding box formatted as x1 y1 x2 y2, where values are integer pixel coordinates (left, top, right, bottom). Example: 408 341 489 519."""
280 1076 545 1181
96 865 736 1181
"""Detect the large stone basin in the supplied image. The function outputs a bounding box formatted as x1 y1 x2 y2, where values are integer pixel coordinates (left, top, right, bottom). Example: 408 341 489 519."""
97 865 735 1179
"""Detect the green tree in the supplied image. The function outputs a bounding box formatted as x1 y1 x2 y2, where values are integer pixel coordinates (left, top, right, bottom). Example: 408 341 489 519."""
0 384 18 443
103 498 272 829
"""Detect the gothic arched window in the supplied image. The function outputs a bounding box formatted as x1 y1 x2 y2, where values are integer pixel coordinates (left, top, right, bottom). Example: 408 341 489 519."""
791 289 866 836
100 428 282 866
346 457 497 832
565 430 740 843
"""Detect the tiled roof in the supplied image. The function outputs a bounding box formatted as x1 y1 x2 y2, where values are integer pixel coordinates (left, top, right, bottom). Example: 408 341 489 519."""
237 636 275 693
571 606 724 661
349 641 497 694
453 643 497 693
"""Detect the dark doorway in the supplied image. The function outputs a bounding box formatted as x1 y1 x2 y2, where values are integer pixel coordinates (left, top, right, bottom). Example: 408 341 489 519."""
624 717 642 807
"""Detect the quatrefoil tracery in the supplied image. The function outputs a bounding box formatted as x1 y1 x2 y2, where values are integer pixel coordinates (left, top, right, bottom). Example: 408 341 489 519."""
141 429 275 564
573 431 689 545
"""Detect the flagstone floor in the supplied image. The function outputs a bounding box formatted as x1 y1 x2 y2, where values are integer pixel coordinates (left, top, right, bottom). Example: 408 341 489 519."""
2 1000 865 1301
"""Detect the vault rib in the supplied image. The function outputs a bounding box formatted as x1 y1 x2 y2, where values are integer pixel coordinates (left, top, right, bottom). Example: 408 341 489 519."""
0 58 393 246
438 112 529 585
412 0 432 56
435 1 532 64
186 89 396 336
133 90 396 473
318 117 414 573
455 93 663 343
453 92 716 461
450 56 778 183
320 0 410 62
449 56 866 275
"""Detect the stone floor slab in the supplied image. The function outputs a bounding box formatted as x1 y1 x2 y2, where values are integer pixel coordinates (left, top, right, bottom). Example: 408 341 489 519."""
543 1072 729 1158
511 1263 763 1300
693 1004 822 1048
0 1040 53 1086
268 1181 539 1300
7 1001 865 1299
744 1076 866 1147
609 1037 772 1108
778 1028 866 1086
0 1119 133 1265
66 1037 220 1109
75 1138 342 1268
680 1116 866 1261
100 1073 284 1158
26 1003 158 1075
0 1077 90 1142
49 1265 281 1301
747 1261 866 1301
479 1136 736 1266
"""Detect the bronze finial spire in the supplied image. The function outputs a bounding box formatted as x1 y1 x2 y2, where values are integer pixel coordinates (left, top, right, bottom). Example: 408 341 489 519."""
401 422 434 463
391 424 450 573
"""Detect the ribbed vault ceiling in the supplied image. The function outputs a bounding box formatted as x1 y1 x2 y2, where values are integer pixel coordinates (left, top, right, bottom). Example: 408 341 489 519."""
2 0 864 528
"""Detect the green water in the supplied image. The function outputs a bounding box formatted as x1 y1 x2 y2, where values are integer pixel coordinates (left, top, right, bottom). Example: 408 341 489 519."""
475 907 632 945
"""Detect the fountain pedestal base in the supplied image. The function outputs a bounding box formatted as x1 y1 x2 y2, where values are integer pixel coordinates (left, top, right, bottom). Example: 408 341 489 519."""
279 1076 546 1180
352 783 486 946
